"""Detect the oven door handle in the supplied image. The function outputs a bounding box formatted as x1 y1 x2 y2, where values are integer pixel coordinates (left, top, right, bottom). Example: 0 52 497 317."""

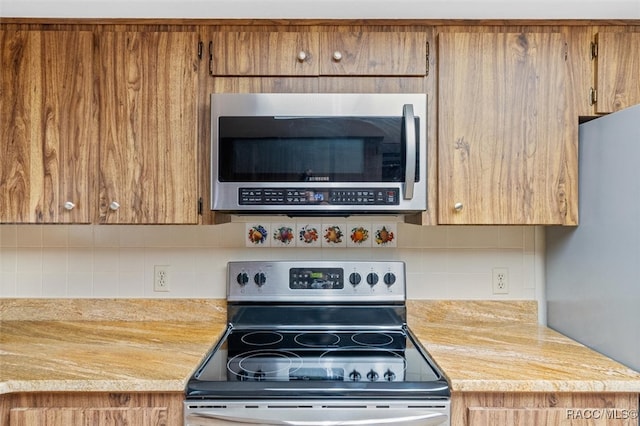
403 103 416 201
187 409 447 425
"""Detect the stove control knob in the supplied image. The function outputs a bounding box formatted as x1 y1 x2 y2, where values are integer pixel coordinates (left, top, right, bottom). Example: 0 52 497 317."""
254 272 266 287
366 272 379 286
349 370 361 381
384 369 396 382
236 272 249 286
383 272 396 287
349 272 362 286
367 369 379 381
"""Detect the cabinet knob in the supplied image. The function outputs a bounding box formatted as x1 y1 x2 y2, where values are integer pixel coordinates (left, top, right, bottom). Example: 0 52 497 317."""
297 51 308 62
109 201 120 211
63 201 75 210
332 51 343 61
454 202 464 212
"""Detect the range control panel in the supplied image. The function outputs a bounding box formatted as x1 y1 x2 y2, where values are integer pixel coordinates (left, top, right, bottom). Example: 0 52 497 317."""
227 261 406 303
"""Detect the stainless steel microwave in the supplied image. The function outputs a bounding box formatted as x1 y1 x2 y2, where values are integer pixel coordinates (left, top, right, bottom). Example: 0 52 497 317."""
210 93 427 215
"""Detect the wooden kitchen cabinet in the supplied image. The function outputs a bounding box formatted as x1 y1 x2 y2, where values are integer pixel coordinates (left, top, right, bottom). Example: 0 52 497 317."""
593 32 640 114
0 30 94 223
95 31 199 224
437 32 577 225
4 392 183 426
211 31 319 76
209 30 427 76
318 32 428 76
9 407 167 426
453 392 640 425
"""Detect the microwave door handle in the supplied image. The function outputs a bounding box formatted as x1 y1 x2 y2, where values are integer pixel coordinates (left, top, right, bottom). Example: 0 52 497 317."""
403 104 416 200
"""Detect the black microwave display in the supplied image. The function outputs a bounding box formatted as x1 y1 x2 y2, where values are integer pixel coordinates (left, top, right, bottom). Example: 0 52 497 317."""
218 116 419 183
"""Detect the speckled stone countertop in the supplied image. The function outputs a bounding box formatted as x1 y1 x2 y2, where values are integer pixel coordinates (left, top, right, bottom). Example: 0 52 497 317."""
1 299 639 396
407 300 640 393
0 299 226 394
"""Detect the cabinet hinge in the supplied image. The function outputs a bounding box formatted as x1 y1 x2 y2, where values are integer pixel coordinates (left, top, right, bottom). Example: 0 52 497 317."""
590 41 598 60
589 87 598 106
197 41 203 60
425 41 430 76
563 42 568 61
198 197 203 215
208 41 214 76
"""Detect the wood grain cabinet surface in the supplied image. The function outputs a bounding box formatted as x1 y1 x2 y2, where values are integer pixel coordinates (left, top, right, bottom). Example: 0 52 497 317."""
96 31 199 224
4 392 182 426
0 30 94 223
209 31 427 76
1 29 200 225
437 32 577 225
594 32 640 114
2 24 592 226
318 31 428 76
454 392 640 426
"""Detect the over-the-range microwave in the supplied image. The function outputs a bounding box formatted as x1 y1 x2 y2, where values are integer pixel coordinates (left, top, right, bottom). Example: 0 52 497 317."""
210 93 427 215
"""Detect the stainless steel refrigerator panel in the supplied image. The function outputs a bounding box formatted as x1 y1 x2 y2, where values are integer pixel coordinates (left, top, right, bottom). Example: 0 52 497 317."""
546 104 640 372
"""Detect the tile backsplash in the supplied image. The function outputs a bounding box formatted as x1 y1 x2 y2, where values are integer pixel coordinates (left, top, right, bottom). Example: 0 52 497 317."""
0 222 544 308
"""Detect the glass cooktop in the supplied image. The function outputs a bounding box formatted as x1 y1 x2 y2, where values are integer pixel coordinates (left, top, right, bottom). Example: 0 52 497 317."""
186 325 450 400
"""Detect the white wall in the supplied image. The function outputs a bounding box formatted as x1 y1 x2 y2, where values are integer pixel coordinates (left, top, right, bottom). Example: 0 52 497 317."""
0 223 545 314
1 0 638 19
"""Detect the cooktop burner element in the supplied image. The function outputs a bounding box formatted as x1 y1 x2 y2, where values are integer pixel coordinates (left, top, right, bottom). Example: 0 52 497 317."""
294 332 340 347
185 261 450 426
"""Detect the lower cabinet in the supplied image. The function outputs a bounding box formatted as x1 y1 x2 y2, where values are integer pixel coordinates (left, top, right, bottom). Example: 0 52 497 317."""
2 392 183 426
453 392 640 426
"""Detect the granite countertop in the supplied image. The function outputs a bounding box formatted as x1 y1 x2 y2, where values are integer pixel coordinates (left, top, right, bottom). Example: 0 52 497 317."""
0 299 227 394
1 299 640 395
407 300 640 393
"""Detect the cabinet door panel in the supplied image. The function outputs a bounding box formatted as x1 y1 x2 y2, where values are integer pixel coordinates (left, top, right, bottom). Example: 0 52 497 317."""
319 32 427 76
10 407 167 426
596 32 640 113
468 407 634 426
438 32 575 225
0 30 93 223
212 32 319 76
97 31 198 224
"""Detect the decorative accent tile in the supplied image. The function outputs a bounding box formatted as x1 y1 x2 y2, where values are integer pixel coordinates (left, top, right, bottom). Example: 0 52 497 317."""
321 223 347 247
245 223 270 247
347 223 372 248
271 223 296 247
296 223 321 248
372 223 397 248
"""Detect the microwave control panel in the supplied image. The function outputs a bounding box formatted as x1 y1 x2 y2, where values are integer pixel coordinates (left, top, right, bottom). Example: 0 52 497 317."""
238 188 399 206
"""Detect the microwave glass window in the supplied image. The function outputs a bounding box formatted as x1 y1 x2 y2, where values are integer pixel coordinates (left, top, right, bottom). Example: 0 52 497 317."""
218 116 419 183
230 138 369 181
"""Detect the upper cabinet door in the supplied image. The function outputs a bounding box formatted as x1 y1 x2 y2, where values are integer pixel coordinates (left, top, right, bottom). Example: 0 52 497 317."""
209 31 427 77
319 32 427 76
438 32 577 225
595 32 640 114
96 32 199 224
0 30 94 223
211 32 319 76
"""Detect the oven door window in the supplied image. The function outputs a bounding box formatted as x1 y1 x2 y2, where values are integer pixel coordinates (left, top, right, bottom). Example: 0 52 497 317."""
217 116 419 183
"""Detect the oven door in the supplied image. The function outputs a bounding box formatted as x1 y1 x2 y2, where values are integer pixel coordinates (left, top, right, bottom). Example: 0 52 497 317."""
210 93 427 214
185 400 450 426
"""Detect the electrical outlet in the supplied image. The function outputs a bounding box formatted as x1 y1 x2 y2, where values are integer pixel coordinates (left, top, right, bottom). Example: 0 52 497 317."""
492 267 509 294
154 265 170 292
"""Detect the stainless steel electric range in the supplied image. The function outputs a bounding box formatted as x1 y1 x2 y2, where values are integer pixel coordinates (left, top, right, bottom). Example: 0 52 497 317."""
185 261 451 426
